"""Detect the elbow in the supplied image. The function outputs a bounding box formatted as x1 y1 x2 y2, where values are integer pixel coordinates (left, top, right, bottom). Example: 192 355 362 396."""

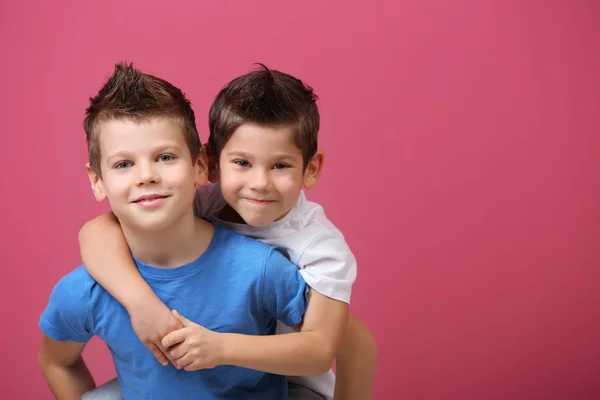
317 354 335 376
340 316 378 365
38 350 45 370
38 347 52 375
305 357 333 376
78 216 99 247
78 216 101 245
312 341 337 376
295 332 336 376
351 321 378 367
78 212 115 245
363 327 378 365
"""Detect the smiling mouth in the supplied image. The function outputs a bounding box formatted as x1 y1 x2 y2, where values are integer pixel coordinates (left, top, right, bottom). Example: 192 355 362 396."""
133 194 169 203
132 195 170 208
245 198 275 205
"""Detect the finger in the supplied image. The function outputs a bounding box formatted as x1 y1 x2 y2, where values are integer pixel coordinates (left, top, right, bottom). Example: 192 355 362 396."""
183 360 201 372
146 342 169 366
156 341 177 365
175 352 197 370
167 343 188 362
162 328 188 348
171 310 194 328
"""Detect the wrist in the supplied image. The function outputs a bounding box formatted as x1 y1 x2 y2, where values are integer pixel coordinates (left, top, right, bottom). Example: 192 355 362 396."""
218 333 234 366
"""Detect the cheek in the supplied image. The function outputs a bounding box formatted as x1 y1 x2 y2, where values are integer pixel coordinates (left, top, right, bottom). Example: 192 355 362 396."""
103 175 129 199
219 182 240 205
165 165 195 186
219 169 244 191
274 173 303 195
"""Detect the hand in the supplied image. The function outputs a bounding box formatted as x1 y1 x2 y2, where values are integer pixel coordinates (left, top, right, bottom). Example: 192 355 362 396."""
162 310 225 371
129 298 182 366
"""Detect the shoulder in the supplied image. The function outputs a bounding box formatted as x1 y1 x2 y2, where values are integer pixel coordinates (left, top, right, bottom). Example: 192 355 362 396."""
40 266 99 342
287 195 357 302
291 192 343 235
44 265 111 323
49 266 97 303
288 193 353 259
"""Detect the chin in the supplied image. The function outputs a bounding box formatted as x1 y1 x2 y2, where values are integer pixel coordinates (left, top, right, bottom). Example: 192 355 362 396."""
128 217 173 232
243 215 274 228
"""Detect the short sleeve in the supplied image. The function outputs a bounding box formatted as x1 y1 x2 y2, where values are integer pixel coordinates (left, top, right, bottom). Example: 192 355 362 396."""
39 268 94 343
297 233 357 304
260 248 309 327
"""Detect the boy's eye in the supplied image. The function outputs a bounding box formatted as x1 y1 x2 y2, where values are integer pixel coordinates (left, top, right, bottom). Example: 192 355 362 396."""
157 154 174 162
234 160 250 167
114 161 132 169
273 163 290 170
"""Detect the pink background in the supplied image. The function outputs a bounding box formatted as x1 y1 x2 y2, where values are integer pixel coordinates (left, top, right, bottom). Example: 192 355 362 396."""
2 1 599 398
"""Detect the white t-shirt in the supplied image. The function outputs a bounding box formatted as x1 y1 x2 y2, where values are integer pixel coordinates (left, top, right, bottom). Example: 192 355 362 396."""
193 183 358 399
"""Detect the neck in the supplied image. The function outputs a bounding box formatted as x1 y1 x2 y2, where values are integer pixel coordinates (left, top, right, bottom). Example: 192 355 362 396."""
121 209 214 268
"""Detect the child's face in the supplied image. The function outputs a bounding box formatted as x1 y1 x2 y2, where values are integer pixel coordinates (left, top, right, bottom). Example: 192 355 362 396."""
218 123 307 227
88 118 206 233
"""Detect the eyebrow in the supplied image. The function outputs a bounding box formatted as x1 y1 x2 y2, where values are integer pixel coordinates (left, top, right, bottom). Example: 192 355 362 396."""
226 151 252 159
273 154 301 163
105 144 183 164
226 151 301 163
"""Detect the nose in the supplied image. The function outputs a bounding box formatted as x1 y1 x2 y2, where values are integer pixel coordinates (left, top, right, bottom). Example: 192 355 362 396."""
135 161 161 186
249 168 270 192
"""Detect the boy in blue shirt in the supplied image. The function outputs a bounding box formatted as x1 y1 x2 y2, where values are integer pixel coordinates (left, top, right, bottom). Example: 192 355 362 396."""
78 64 375 400
38 63 339 399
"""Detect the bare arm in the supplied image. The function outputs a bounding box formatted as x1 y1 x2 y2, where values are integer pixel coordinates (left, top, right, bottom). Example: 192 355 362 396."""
164 289 348 375
38 335 94 400
79 212 180 365
334 313 378 400
222 289 348 375
79 212 154 308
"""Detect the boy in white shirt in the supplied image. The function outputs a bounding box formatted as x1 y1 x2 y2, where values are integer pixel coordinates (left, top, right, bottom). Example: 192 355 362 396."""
79 64 377 400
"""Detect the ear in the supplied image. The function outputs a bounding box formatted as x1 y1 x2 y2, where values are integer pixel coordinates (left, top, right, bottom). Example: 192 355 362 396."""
194 146 210 187
205 144 220 183
86 163 107 202
303 150 325 189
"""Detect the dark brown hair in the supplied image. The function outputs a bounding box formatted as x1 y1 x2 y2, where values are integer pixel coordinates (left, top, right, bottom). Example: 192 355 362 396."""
208 64 319 168
84 62 200 177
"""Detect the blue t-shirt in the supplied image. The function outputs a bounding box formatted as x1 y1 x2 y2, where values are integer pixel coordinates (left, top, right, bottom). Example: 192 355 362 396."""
39 225 308 400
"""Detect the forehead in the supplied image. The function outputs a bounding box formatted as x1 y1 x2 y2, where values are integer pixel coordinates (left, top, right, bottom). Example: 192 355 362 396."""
97 117 186 155
224 123 301 154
